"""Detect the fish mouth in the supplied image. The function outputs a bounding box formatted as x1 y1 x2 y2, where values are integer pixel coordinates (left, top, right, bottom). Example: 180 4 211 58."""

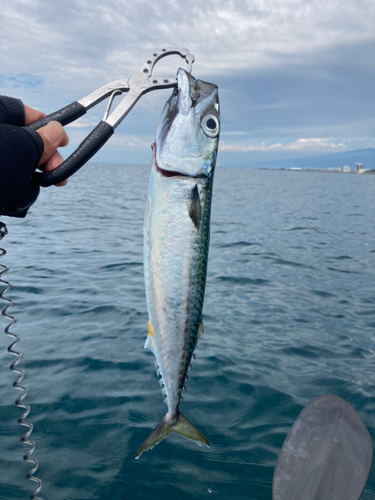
154 145 205 179
156 162 206 179
156 164 190 178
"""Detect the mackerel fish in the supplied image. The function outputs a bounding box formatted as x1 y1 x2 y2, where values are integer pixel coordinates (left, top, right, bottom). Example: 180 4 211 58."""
136 68 220 459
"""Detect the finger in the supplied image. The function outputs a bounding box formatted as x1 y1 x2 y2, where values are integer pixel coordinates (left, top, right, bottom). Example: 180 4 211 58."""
41 150 68 186
37 121 69 166
24 105 46 125
43 149 64 172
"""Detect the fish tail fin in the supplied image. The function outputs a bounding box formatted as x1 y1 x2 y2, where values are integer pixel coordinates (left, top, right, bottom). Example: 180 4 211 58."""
135 412 209 459
172 412 210 446
135 414 172 459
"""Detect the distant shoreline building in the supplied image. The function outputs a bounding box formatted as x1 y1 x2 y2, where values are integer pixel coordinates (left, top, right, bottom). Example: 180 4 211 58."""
259 160 373 174
355 162 368 174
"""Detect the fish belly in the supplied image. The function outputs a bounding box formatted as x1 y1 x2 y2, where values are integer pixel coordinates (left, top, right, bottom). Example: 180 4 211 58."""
143 164 208 414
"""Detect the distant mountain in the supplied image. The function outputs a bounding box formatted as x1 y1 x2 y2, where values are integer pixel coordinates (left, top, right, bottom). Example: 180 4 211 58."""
228 148 375 170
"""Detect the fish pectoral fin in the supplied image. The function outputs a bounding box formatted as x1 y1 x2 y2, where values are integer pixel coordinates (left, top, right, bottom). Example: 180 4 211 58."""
188 184 201 230
135 412 209 459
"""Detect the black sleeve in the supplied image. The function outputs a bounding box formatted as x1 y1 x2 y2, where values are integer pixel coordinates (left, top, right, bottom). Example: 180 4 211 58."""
0 96 25 126
0 96 44 218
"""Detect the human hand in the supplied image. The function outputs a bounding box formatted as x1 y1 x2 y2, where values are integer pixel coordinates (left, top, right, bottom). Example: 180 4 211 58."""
24 105 69 186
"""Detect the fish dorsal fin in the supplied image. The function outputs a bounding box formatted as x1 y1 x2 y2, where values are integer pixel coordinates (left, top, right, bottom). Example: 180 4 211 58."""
194 320 204 348
198 320 204 340
188 184 201 230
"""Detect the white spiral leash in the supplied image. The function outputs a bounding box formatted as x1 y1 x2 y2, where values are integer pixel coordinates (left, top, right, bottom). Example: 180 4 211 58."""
0 222 44 500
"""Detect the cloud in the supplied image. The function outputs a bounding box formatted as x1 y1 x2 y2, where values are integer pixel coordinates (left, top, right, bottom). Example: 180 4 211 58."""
108 134 153 151
220 138 346 153
0 73 44 90
65 117 101 128
1 0 373 163
2 0 374 81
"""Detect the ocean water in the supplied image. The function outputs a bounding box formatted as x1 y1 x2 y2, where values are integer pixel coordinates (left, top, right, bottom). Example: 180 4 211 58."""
1 164 375 500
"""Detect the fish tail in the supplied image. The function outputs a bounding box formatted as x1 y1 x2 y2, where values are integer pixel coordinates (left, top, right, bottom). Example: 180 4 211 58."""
135 412 209 459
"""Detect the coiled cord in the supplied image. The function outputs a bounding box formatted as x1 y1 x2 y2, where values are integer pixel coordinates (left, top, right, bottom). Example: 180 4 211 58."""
0 222 44 500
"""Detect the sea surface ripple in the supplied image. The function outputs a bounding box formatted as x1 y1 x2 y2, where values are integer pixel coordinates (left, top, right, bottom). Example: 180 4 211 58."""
1 165 375 499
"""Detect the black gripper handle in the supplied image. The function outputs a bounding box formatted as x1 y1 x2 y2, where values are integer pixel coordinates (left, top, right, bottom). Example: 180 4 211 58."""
25 101 87 131
34 121 114 187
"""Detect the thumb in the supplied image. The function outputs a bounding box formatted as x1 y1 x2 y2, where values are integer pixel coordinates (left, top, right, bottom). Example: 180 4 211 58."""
37 121 69 167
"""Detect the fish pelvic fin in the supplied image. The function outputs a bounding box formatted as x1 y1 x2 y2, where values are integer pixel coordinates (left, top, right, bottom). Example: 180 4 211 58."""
135 412 210 459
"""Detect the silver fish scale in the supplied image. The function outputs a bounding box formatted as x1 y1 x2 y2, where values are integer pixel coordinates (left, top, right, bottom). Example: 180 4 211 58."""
144 171 213 415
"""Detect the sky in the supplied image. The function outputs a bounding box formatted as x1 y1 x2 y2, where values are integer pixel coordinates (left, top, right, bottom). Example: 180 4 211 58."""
1 0 374 167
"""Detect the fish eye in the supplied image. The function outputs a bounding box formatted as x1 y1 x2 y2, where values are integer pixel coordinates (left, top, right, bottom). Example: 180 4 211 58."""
201 114 219 137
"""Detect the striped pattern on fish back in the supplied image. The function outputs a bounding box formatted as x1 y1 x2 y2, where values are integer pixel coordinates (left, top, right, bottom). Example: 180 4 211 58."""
178 173 214 397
